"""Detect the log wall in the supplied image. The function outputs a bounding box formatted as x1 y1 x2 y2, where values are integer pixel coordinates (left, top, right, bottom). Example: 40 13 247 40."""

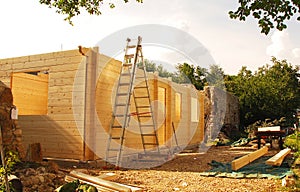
0 50 86 160
0 48 205 161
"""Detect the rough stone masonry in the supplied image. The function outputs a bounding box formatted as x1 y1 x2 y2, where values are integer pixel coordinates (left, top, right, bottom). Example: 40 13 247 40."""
0 81 24 158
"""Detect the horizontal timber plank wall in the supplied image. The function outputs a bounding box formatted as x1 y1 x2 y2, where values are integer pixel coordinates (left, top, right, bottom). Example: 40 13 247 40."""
94 57 205 157
0 49 86 160
0 48 205 161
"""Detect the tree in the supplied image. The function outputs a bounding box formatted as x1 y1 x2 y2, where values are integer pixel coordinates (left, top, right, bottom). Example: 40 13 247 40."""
40 1 299 34
225 58 300 127
176 63 207 90
138 59 156 72
39 0 143 25
206 64 225 89
229 0 300 35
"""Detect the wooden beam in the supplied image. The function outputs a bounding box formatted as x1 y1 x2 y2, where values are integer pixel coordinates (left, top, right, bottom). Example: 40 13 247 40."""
97 172 117 181
69 170 142 192
231 146 268 171
266 148 291 166
257 126 280 132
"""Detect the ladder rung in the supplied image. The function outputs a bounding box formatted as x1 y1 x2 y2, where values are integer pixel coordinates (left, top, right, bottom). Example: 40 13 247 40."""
136 76 145 79
136 105 150 108
115 104 127 107
112 125 122 128
123 63 132 67
144 143 158 145
142 134 156 136
119 83 130 86
125 54 134 58
111 137 122 139
138 115 152 118
117 93 129 96
134 96 149 99
134 86 148 89
127 45 136 48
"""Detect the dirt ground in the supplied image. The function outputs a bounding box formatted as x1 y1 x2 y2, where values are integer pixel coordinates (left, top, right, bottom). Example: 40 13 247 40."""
107 146 285 192
16 145 297 192
61 146 293 192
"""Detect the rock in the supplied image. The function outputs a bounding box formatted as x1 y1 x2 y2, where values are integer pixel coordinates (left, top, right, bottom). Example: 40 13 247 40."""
38 175 45 183
47 161 59 173
36 166 46 174
25 168 36 176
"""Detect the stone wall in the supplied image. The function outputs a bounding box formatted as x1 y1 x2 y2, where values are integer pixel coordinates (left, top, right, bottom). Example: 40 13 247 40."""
203 86 240 141
0 81 24 158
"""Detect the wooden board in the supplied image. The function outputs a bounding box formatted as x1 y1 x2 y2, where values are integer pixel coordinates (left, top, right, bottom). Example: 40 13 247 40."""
258 126 280 132
69 170 142 192
266 148 291 166
231 146 268 171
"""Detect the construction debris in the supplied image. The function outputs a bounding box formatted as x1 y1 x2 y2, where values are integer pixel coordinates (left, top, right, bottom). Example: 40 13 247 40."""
266 148 291 166
231 146 268 171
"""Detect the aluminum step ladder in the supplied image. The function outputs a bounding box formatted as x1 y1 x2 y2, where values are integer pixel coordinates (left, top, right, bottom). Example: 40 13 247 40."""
105 36 160 167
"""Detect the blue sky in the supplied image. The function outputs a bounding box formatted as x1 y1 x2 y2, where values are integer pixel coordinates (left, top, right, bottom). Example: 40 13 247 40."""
0 0 299 75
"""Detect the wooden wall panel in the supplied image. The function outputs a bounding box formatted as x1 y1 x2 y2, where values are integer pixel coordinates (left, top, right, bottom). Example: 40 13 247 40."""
1 48 206 161
1 49 86 160
12 72 48 115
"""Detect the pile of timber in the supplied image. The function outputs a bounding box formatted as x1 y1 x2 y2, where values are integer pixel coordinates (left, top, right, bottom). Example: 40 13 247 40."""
231 146 291 171
60 170 142 192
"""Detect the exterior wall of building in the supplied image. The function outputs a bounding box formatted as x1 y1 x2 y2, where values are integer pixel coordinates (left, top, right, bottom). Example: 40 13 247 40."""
0 50 86 160
0 48 206 161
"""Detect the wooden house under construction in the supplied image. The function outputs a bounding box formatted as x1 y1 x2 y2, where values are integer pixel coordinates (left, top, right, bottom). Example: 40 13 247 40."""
0 47 205 161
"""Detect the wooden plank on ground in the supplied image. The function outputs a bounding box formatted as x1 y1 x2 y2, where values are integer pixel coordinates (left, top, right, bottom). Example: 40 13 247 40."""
266 148 291 166
97 172 117 181
69 170 142 192
231 146 268 171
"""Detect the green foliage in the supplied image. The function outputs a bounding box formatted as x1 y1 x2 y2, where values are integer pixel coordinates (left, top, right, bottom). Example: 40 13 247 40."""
175 63 208 90
59 179 98 192
0 151 20 191
284 132 300 152
225 57 300 127
206 64 225 89
39 0 143 25
138 59 174 78
229 0 300 35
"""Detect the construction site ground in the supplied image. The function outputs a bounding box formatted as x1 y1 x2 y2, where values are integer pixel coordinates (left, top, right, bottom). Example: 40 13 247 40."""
15 145 298 192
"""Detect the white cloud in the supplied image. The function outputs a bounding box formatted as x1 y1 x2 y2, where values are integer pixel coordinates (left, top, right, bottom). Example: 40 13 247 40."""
292 48 300 58
266 31 300 65
266 31 290 57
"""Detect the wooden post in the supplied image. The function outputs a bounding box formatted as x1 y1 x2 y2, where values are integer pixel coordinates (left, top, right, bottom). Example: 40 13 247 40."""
27 143 43 162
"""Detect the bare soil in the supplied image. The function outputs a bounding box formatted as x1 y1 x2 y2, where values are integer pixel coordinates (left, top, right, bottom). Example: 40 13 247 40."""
17 146 294 192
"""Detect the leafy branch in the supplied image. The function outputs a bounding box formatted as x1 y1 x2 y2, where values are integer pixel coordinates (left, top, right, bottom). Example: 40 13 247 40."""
229 0 300 35
39 0 143 25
